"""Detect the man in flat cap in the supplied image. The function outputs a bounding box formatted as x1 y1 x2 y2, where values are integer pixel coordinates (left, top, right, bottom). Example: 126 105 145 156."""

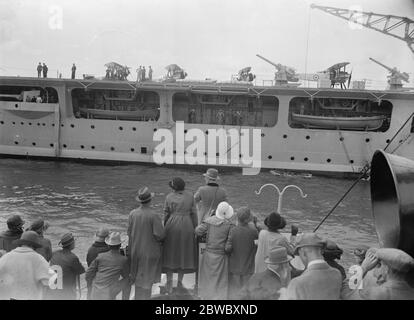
342 248 414 300
280 233 342 300
0 215 25 252
27 218 52 261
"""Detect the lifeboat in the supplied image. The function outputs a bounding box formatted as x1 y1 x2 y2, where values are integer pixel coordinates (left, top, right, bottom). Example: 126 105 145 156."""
291 113 386 131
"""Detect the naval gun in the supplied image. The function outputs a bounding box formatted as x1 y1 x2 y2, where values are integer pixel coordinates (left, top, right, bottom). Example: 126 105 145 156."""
369 57 409 90
256 54 299 85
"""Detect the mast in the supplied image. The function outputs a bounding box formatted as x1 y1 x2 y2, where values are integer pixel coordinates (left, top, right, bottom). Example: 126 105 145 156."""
311 4 414 54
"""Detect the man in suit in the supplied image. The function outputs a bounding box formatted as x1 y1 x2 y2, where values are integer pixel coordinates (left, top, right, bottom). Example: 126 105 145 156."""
0 215 25 252
281 233 342 300
237 246 291 300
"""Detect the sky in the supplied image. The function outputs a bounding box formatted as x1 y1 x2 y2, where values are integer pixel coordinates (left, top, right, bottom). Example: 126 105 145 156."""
0 0 413 89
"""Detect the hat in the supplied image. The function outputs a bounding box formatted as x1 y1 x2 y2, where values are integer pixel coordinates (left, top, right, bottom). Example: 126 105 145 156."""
58 233 75 248
373 248 414 273
7 215 25 228
169 177 185 191
136 186 154 203
96 227 110 241
236 207 252 223
27 219 49 233
203 168 220 181
13 231 41 249
215 202 234 220
105 232 122 246
323 239 343 259
265 246 292 264
294 233 326 255
264 212 286 231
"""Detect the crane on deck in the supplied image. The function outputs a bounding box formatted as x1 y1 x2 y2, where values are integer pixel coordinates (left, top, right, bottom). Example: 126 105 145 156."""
310 4 414 55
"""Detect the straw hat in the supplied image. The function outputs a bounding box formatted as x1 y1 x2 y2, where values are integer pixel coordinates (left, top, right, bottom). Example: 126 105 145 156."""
215 202 234 220
105 232 122 246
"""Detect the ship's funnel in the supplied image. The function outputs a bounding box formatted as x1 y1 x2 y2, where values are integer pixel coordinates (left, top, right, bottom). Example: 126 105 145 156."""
370 150 414 257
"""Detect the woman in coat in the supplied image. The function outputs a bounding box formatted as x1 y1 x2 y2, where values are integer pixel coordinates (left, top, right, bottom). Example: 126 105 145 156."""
195 201 235 300
162 177 198 293
254 212 295 273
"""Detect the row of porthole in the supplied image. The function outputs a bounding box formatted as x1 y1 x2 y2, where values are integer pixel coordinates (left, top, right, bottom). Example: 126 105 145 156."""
4 121 53 127
12 141 148 154
267 155 354 164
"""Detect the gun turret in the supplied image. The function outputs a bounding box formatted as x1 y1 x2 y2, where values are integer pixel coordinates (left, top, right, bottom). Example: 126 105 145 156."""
256 54 299 84
369 57 409 89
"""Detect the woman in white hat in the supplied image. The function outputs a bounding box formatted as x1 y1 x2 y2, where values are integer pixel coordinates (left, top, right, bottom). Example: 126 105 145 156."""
195 201 235 300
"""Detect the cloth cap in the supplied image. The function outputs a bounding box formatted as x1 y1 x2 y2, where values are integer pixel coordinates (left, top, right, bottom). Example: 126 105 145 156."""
236 207 251 223
7 215 25 228
294 233 326 255
105 232 122 246
169 177 185 191
264 212 286 231
203 168 219 180
136 186 154 203
215 201 234 220
13 231 41 249
373 248 414 273
59 232 75 248
27 219 49 233
323 239 343 259
96 227 110 240
265 246 292 264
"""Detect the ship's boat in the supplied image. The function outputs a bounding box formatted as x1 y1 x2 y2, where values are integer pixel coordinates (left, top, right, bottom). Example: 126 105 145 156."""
291 113 386 131
79 107 158 121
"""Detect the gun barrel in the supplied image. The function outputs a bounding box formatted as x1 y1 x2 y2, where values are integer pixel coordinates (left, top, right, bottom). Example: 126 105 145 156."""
256 54 279 69
369 57 393 72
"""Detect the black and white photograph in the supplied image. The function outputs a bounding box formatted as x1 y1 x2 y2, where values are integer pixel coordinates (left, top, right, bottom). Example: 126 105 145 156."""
0 0 414 311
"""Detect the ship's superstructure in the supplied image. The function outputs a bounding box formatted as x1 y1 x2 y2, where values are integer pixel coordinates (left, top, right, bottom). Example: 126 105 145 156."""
0 76 413 174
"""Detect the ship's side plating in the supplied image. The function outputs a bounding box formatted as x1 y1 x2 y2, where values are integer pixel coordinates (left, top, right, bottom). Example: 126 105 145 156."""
0 77 413 174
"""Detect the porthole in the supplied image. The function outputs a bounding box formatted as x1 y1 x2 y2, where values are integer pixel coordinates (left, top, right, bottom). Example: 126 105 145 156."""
350 160 354 164
110 147 115 151
20 122 24 125
91 125 95 129
204 152 207 156
80 145 84 149
132 127 136 131
28 122 32 126
0 121 4 124
12 122 16 125
268 155 273 160
42 123 46 126
339 137 344 142
50 143 54 148
37 123 40 126
283 134 287 139
70 124 75 128
304 157 309 162
91 146 95 150
32 142 36 146
15 104 18 108
130 148 135 152
61 124 64 127
290 156 295 161
153 128 157 132
327 158 331 163
305 135 310 140
216 152 219 157
365 138 370 143
261 133 265 137
386 139 390 144
119 126 123 131
14 141 18 145
239 154 242 158
184 129 188 134
52 123 55 127
205 130 209 135
173 150 177 154
63 144 67 148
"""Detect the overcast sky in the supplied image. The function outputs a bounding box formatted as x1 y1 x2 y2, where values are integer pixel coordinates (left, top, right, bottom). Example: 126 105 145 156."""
0 0 413 88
